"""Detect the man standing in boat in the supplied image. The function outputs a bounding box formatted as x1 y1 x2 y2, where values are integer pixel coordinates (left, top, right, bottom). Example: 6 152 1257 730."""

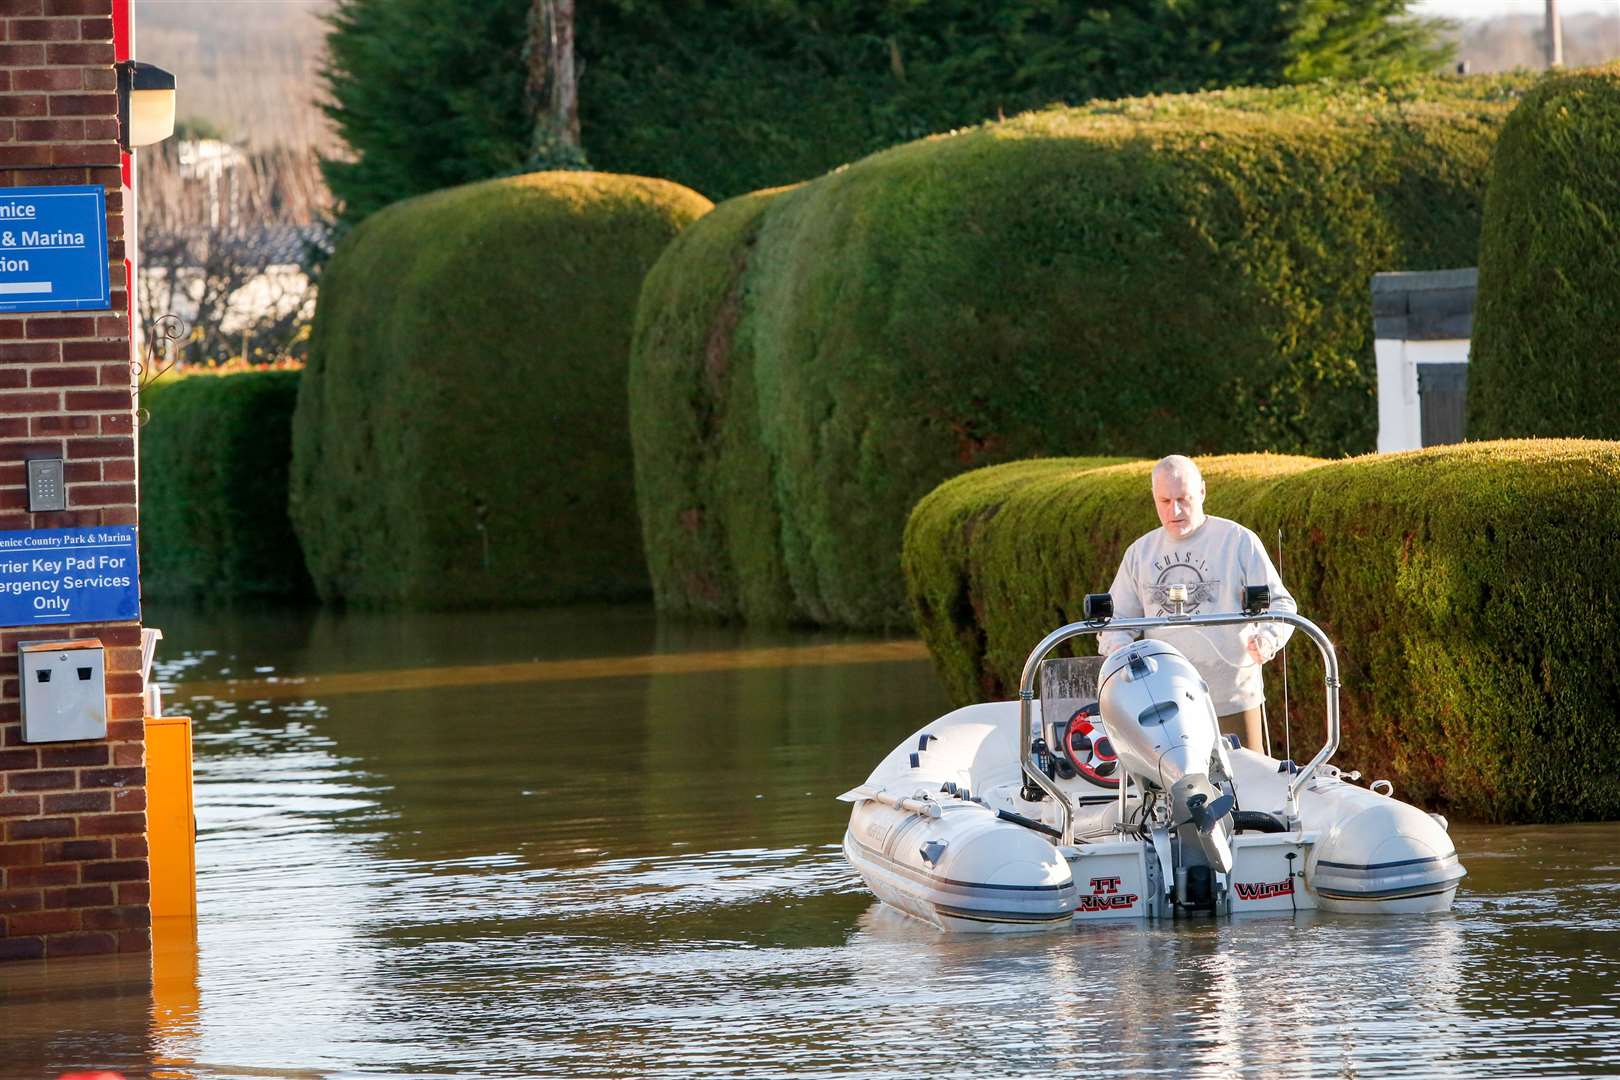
1098 455 1295 750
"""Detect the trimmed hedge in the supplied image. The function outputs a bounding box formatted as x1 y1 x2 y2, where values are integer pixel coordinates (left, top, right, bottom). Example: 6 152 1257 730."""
628 186 800 622
902 442 1620 823
291 171 713 608
1470 64 1620 440
631 76 1532 629
139 369 313 602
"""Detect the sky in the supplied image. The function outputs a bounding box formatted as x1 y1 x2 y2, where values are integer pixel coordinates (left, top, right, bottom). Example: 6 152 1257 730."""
1413 0 1619 18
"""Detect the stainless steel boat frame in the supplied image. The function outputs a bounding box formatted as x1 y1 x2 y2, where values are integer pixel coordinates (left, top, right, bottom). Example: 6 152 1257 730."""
1016 603 1341 844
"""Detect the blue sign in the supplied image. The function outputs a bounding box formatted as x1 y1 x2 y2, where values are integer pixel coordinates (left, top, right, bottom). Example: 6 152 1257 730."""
0 526 140 628
0 185 111 313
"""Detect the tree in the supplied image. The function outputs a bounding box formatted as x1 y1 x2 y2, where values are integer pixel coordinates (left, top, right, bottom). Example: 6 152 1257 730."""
577 0 1455 199
524 0 589 170
319 0 530 225
319 0 1455 223
138 142 326 365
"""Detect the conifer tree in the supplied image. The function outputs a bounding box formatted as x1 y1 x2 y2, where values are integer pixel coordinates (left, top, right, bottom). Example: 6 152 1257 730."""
319 0 530 225
320 0 1454 224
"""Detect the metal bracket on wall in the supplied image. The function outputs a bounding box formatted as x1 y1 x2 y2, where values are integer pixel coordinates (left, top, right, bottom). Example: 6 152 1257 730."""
135 312 188 426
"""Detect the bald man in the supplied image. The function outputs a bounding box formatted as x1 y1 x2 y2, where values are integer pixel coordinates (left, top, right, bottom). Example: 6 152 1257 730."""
1097 455 1295 751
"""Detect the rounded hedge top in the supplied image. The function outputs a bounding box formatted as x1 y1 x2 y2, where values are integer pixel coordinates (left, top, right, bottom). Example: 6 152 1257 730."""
1470 64 1620 439
292 170 713 608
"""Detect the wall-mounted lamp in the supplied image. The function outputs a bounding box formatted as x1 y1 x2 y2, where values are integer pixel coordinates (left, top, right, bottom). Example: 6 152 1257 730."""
116 60 177 152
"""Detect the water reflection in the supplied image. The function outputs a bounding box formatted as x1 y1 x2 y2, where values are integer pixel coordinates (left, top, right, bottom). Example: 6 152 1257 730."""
0 951 151 1072
1 604 1618 1077
840 910 1471 1078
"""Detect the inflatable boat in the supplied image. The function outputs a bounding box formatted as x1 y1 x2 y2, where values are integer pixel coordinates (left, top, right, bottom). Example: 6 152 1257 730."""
841 587 1464 931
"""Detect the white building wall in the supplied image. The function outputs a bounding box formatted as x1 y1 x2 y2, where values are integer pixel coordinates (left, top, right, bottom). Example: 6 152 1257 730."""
1375 338 1471 453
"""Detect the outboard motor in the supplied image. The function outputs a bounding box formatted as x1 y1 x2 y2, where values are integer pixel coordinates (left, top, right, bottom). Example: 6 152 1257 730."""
1098 639 1236 889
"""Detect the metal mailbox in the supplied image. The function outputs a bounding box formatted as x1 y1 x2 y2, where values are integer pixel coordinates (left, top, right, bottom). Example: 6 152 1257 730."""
19 638 106 743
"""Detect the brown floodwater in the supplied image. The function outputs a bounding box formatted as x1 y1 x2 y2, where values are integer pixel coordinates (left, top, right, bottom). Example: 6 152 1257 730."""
2 604 1619 1079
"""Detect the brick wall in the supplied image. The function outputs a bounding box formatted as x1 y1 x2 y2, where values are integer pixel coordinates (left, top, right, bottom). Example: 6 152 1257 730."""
0 0 149 962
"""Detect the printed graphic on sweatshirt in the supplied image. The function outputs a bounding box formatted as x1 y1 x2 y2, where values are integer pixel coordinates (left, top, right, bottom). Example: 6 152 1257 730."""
1148 551 1220 615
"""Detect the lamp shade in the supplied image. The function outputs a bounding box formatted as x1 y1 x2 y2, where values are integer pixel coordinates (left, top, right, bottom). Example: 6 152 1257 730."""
117 61 177 150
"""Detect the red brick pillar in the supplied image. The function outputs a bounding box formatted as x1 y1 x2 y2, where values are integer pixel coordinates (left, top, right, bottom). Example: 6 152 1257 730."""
0 0 148 962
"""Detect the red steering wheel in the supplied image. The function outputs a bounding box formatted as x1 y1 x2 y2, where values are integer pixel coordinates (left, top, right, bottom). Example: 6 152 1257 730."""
1062 705 1120 788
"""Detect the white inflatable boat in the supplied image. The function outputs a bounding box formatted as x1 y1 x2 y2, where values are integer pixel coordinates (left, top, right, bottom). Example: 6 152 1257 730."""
841 587 1465 931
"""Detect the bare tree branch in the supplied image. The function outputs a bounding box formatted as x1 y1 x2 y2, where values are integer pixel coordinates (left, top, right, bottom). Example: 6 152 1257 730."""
137 141 329 365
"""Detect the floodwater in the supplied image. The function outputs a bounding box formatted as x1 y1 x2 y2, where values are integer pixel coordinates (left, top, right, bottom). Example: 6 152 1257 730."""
3 604 1620 1079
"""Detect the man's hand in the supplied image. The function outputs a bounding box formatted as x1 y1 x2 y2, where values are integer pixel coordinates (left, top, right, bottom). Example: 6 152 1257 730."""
1098 633 1132 657
1245 632 1278 664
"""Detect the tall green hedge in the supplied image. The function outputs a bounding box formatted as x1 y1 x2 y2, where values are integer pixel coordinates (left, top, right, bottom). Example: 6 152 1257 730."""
628 186 800 622
902 442 1620 823
140 369 313 602
630 76 1531 630
1470 64 1620 440
291 171 712 608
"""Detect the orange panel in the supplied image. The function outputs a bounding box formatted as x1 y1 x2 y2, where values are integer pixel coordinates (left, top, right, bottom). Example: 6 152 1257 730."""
144 716 196 919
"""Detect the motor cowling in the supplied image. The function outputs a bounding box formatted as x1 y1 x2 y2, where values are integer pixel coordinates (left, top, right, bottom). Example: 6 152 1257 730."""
1098 639 1221 785
1098 638 1235 876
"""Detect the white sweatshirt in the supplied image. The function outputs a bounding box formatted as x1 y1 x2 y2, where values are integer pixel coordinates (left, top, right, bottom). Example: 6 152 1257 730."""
1097 516 1295 715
